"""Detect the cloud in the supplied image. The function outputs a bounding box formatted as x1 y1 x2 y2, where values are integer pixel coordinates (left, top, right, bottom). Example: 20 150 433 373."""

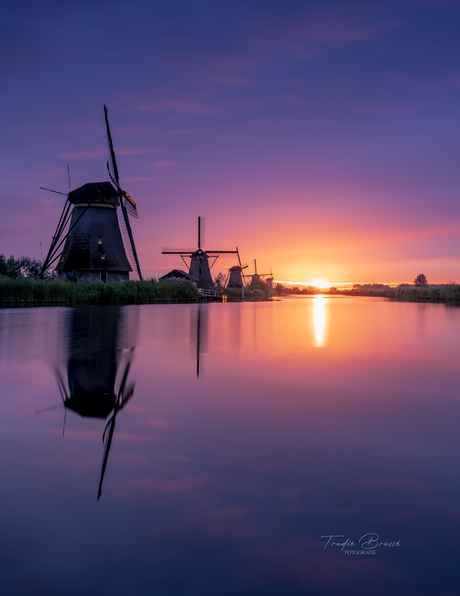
357 101 430 114
139 98 216 116
242 5 401 55
166 128 197 136
152 161 175 169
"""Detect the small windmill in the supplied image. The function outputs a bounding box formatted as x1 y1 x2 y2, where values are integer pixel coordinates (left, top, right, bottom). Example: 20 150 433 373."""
40 105 143 282
162 217 237 288
227 248 248 288
251 259 273 285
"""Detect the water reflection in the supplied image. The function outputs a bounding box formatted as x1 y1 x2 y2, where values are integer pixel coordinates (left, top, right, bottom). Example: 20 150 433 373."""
312 296 328 346
191 303 208 377
4 300 460 594
55 306 136 499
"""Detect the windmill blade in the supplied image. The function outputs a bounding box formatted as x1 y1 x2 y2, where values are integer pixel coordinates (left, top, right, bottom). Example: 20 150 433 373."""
122 190 137 210
40 187 68 196
241 263 248 269
120 384 135 408
40 197 72 275
117 359 132 398
236 246 242 268
104 105 120 186
162 247 194 254
123 196 139 219
118 206 143 280
98 413 117 501
198 216 206 250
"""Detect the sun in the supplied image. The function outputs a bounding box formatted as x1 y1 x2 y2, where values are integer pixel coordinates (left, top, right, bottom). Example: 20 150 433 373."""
309 278 332 289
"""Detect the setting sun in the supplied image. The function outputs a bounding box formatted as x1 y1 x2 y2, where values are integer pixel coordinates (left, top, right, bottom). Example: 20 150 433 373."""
309 279 332 289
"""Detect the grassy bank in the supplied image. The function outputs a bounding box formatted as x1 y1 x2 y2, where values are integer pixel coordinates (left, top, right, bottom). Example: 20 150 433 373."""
0 278 200 307
223 279 277 302
355 285 460 303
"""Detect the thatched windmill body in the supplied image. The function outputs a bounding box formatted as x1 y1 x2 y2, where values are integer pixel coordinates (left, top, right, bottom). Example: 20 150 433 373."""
227 248 248 288
41 106 142 282
162 217 237 289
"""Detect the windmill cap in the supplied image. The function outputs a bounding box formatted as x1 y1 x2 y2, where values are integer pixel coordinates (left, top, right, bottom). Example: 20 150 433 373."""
190 249 208 258
68 182 119 206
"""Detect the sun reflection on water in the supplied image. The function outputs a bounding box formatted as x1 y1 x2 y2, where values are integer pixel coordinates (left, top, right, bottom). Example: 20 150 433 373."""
313 296 328 346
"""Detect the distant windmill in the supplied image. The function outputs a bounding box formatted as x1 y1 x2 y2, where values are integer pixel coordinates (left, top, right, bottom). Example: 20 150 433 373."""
40 105 143 282
227 248 248 288
162 217 237 288
251 259 273 286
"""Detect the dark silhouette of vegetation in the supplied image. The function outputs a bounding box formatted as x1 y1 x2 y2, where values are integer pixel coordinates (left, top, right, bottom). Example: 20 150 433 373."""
0 278 200 307
214 272 226 287
414 273 428 286
0 254 47 279
274 284 329 295
223 278 275 301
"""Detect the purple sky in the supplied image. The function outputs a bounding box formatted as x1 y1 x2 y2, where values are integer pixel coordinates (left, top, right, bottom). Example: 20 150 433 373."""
2 0 460 284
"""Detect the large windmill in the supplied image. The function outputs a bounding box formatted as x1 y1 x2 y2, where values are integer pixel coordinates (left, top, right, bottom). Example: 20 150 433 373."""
162 217 237 289
40 105 143 282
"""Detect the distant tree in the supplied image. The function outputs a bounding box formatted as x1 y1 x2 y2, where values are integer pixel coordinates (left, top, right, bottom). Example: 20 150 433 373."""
275 283 284 293
414 273 428 286
214 271 226 287
0 254 45 279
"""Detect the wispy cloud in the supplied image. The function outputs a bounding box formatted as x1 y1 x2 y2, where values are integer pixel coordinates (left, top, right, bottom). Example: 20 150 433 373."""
139 98 216 116
166 128 198 136
152 160 175 169
357 101 430 115
243 6 401 55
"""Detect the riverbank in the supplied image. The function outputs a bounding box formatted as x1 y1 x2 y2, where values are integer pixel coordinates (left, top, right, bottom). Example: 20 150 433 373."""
345 285 460 303
0 278 200 307
0 278 277 307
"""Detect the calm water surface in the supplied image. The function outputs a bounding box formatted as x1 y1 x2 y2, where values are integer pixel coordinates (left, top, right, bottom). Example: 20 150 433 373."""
1 296 460 595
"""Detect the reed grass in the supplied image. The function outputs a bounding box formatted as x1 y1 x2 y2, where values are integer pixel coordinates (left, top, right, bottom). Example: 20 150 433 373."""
0 278 200 307
223 280 276 302
357 285 460 303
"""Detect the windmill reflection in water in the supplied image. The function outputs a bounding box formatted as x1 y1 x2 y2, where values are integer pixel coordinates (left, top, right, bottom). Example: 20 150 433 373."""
191 302 209 378
55 306 136 500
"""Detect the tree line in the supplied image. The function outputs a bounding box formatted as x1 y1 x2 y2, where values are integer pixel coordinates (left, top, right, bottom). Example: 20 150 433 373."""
0 254 50 279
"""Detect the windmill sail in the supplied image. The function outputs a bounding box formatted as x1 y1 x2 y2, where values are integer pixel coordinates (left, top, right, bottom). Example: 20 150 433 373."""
104 105 143 281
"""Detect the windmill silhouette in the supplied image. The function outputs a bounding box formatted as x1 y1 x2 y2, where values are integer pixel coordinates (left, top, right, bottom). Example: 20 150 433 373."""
162 217 237 288
41 105 143 281
251 259 273 285
227 248 248 288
